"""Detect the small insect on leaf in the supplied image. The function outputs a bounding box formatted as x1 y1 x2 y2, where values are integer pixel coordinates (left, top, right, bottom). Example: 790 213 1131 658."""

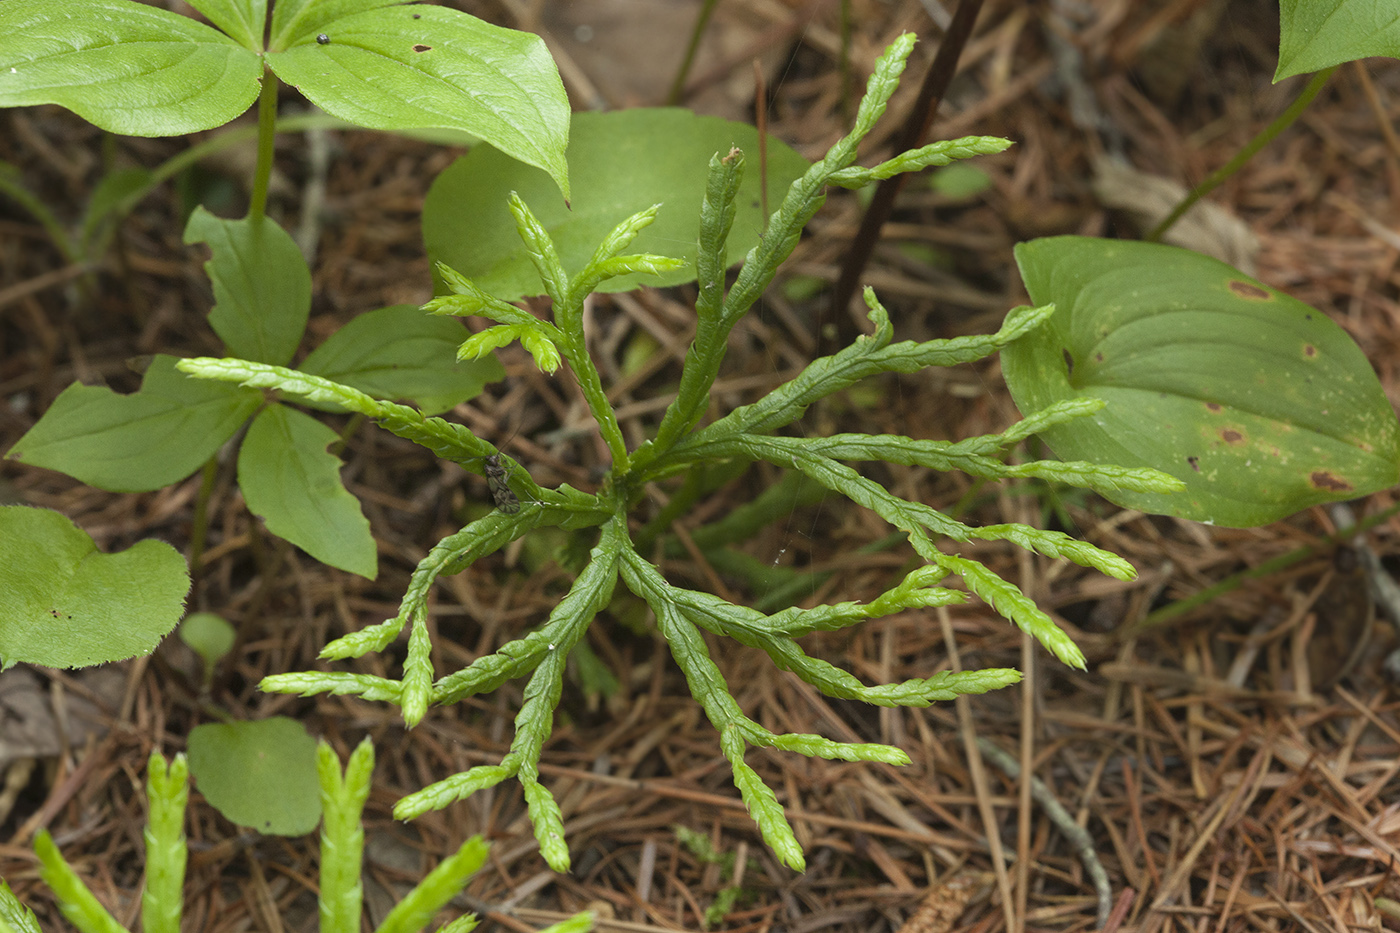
316 34 330 44
482 454 520 514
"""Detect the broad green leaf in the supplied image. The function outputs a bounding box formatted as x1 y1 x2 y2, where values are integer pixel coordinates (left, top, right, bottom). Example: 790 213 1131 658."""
1276 0 1400 80
184 207 311 365
299 305 503 415
268 0 402 48
1003 237 1400 527
0 505 189 669
187 718 322 835
423 108 810 300
184 0 267 51
238 405 377 578
6 355 261 492
0 0 262 136
266 4 570 200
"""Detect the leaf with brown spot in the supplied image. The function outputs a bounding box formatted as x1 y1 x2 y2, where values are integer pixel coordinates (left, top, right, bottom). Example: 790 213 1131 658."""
1004 237 1400 527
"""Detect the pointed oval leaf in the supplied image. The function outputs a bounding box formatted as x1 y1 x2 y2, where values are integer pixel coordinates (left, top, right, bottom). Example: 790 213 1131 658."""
423 108 810 300
298 305 503 415
0 505 189 669
6 355 261 493
184 207 311 366
1276 0 1400 80
187 718 322 835
0 0 262 136
238 405 377 578
266 4 569 200
1002 237 1400 527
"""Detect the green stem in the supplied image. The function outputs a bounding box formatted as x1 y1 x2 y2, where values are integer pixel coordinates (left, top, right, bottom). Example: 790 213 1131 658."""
1121 498 1400 638
248 64 281 222
1146 66 1336 242
665 0 720 105
559 339 631 474
0 163 76 263
187 454 220 578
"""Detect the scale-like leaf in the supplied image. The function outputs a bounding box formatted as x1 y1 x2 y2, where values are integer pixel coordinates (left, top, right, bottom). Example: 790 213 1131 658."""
1003 237 1400 527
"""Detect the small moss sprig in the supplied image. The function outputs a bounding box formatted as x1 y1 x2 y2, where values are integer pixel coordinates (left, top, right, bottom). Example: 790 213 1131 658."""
5 745 592 933
177 33 1181 872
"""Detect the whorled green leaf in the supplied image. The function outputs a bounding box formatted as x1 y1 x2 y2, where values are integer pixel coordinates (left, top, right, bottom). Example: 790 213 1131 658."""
0 505 189 670
0 0 262 136
185 0 267 51
7 355 260 493
184 207 311 366
423 108 809 300
1276 0 1400 80
299 305 503 415
266 3 570 200
238 405 377 579
1003 237 1400 527
187 717 322 835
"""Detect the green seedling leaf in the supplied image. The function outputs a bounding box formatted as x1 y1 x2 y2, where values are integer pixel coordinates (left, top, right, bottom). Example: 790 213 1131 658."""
1276 0 1400 80
0 0 262 136
266 4 570 200
179 612 236 684
423 108 809 300
185 207 311 365
299 305 503 415
187 717 322 835
7 355 261 492
0 505 189 669
1003 237 1400 527
238 405 377 579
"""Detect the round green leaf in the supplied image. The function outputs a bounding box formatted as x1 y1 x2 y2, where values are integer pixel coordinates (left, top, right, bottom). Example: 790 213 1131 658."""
423 108 810 300
179 612 236 682
1002 237 1400 527
266 3 570 200
0 506 189 669
187 718 322 835
0 0 262 136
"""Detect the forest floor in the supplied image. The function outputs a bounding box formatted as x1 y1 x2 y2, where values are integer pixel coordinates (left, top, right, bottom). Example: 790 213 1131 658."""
3 1 1400 932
